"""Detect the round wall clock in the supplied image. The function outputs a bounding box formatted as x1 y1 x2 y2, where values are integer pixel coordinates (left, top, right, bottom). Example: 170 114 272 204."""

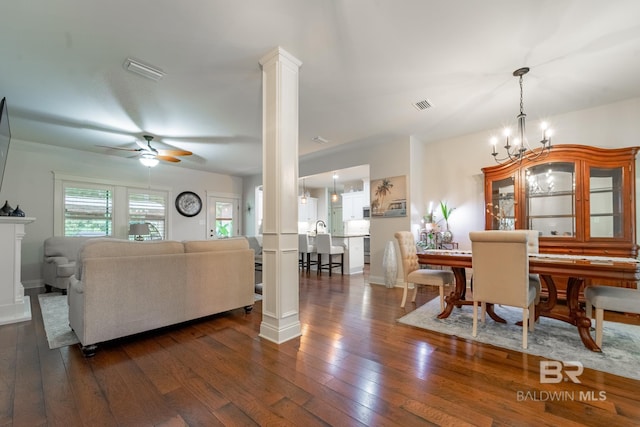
175 191 202 217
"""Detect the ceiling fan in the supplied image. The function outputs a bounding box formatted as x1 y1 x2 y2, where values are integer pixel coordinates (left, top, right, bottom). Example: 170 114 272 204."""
99 135 193 167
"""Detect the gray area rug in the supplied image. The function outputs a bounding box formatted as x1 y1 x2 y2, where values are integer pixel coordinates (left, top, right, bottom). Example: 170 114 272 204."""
398 298 640 381
38 292 262 350
38 293 79 349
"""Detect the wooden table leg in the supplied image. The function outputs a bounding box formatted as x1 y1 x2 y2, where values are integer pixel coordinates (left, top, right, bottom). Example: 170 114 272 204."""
437 267 505 323
438 267 466 319
536 274 601 352
566 277 601 352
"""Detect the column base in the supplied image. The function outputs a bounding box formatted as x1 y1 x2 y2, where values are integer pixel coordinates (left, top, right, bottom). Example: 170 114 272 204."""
0 295 32 326
259 318 302 344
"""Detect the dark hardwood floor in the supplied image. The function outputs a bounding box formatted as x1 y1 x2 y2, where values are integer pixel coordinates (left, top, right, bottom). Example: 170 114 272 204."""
2 267 640 426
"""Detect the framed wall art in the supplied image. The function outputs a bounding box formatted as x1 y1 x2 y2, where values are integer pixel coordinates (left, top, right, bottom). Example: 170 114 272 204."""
370 175 407 217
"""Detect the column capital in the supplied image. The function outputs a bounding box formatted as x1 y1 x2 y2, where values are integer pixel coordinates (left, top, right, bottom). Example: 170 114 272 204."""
259 46 302 68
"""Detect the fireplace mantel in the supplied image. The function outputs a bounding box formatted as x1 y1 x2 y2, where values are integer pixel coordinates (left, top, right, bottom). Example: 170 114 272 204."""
0 216 35 325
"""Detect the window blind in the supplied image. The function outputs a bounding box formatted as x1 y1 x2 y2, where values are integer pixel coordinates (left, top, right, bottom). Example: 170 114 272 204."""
64 186 113 236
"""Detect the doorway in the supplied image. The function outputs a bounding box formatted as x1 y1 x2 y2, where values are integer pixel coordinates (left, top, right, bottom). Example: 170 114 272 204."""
207 195 240 239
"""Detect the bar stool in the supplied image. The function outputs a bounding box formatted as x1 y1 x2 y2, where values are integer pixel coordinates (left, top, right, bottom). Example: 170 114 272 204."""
316 234 344 276
298 234 317 273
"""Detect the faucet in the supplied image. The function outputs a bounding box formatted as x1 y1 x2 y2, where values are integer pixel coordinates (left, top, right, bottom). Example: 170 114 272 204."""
315 220 327 235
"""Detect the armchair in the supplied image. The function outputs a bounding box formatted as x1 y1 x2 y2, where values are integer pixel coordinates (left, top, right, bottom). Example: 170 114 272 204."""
43 236 94 294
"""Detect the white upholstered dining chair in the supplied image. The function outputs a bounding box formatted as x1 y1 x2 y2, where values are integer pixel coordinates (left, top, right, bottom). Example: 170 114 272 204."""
469 230 540 349
316 233 344 276
394 231 454 311
584 285 640 348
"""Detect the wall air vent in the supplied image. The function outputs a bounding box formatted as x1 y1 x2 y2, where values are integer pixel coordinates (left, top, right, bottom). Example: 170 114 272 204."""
412 99 434 111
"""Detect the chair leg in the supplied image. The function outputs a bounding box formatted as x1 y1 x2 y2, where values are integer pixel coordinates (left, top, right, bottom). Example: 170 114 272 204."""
341 253 344 275
328 254 332 276
595 307 604 347
472 301 478 337
317 254 322 276
306 253 312 274
522 308 528 349
412 284 418 303
401 282 409 308
528 302 535 331
438 286 445 312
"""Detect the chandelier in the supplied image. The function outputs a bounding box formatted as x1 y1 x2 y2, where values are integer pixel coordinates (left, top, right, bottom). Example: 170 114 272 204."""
490 67 553 165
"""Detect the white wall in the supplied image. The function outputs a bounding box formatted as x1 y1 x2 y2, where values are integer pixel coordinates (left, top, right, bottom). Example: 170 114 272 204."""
1 139 243 285
283 137 413 285
420 96 640 251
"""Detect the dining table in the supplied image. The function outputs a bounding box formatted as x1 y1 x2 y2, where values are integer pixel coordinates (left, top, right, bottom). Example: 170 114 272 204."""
417 249 640 352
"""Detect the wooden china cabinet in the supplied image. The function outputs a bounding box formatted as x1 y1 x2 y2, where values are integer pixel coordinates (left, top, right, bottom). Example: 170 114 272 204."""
482 144 639 298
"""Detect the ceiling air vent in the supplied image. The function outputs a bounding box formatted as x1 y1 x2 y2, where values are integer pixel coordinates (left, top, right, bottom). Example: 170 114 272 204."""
412 98 434 111
312 136 329 144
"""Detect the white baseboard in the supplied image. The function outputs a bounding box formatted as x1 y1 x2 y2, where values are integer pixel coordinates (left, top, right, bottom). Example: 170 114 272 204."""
23 279 44 289
368 275 402 288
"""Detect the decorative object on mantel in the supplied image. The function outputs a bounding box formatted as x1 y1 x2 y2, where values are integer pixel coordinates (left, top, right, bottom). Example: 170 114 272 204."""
0 200 13 216
490 67 553 165
9 205 25 217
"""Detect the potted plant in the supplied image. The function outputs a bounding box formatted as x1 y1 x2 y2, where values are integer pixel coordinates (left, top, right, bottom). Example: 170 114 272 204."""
439 201 455 243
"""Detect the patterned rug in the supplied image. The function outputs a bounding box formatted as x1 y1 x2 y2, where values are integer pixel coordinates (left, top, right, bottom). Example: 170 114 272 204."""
398 298 640 381
38 293 79 349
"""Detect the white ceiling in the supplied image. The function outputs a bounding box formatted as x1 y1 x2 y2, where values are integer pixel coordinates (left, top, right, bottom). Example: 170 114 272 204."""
2 1 640 181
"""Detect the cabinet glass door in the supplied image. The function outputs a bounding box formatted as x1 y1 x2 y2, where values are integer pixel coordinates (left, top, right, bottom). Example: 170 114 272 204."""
488 177 515 230
525 162 575 237
590 166 623 238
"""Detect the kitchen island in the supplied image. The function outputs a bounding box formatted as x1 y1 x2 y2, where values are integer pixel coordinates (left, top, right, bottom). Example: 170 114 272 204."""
331 234 366 275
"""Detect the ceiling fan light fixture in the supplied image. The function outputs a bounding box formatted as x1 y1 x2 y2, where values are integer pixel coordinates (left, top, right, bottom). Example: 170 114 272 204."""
124 58 165 81
139 153 159 167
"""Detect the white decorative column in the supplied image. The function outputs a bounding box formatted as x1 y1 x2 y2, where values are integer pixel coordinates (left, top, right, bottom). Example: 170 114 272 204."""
258 47 302 343
0 217 34 325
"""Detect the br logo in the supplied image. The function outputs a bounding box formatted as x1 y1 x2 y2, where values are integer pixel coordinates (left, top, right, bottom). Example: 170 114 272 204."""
540 361 583 384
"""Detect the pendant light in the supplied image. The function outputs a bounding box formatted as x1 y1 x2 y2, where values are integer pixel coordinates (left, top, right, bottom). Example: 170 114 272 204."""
301 178 308 204
331 173 339 203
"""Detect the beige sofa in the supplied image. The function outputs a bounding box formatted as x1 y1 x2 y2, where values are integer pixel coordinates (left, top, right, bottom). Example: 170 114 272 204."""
68 238 255 356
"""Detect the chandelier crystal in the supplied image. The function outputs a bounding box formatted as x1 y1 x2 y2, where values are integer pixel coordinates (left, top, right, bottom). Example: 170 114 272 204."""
490 67 553 165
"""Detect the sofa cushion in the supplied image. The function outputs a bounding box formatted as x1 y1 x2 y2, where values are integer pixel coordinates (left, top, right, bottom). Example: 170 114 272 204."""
183 237 249 253
76 239 185 280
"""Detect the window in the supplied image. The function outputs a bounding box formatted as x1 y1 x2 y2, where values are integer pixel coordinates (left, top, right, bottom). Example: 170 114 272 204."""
63 184 113 236
128 190 167 240
54 173 169 239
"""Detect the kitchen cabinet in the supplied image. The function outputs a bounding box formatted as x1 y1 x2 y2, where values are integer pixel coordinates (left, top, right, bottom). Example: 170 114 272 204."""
298 197 317 222
483 144 639 297
332 234 365 274
342 191 365 221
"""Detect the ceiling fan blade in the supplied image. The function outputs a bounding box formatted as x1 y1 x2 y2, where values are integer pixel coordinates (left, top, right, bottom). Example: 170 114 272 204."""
157 155 181 163
157 149 192 157
97 145 141 152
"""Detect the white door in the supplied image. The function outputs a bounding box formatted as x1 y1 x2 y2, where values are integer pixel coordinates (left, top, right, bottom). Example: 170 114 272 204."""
207 196 240 239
